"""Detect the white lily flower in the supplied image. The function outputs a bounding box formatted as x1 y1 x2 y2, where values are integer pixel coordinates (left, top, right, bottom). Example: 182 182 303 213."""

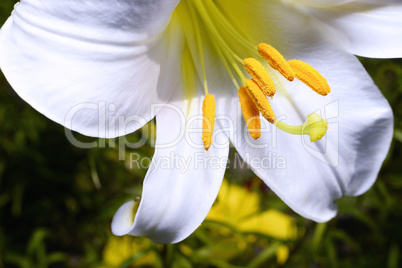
1 0 401 244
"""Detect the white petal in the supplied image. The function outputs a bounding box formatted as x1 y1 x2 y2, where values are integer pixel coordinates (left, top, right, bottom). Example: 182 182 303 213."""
112 89 230 243
294 0 355 8
230 56 392 222
294 0 400 8
303 3 402 58
211 1 393 222
0 0 182 138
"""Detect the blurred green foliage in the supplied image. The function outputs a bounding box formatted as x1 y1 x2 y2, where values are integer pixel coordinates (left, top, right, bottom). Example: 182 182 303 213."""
1 1 402 267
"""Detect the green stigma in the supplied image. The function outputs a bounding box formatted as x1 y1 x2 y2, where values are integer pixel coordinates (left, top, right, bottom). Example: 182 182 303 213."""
303 113 329 142
275 113 328 142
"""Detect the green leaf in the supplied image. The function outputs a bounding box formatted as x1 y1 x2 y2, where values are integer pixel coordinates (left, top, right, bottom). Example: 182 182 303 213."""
3 252 30 268
45 252 68 265
248 241 281 268
394 129 402 144
312 223 327 251
26 229 47 257
387 243 399 268
325 239 338 268
171 254 193 268
117 248 153 268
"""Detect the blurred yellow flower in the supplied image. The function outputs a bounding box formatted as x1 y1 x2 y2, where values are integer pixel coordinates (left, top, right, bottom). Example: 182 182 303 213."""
206 179 297 263
102 235 157 267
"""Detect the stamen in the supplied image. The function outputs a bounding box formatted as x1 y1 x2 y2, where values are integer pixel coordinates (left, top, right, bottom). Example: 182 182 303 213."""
192 0 245 87
175 1 331 145
205 0 257 54
202 94 216 151
187 1 209 94
245 79 275 124
274 113 328 142
258 43 295 82
288 60 331 96
238 86 261 140
244 58 276 97
214 43 241 88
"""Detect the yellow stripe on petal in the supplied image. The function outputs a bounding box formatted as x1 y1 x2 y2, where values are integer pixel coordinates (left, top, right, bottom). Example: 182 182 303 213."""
202 94 216 151
244 58 276 97
131 197 141 225
258 43 295 82
238 86 261 140
245 79 275 124
288 60 331 96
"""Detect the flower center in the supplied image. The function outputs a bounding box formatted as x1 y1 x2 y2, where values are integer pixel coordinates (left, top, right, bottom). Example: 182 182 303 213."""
174 0 330 151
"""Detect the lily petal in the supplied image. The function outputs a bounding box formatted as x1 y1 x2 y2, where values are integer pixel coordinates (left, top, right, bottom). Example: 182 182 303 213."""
231 53 392 222
211 1 393 222
302 3 402 58
294 0 355 8
112 90 230 243
0 0 182 138
294 0 400 8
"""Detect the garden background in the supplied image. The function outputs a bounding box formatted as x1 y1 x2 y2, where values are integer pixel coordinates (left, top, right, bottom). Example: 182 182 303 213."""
1 1 402 267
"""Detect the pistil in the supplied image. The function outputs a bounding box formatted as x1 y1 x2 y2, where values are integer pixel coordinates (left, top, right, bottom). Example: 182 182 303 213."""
275 113 329 142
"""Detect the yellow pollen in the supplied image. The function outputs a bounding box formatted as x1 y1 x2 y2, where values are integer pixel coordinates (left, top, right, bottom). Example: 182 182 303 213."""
245 79 275 124
238 86 261 140
258 43 295 82
288 60 331 96
202 94 216 151
244 58 276 98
